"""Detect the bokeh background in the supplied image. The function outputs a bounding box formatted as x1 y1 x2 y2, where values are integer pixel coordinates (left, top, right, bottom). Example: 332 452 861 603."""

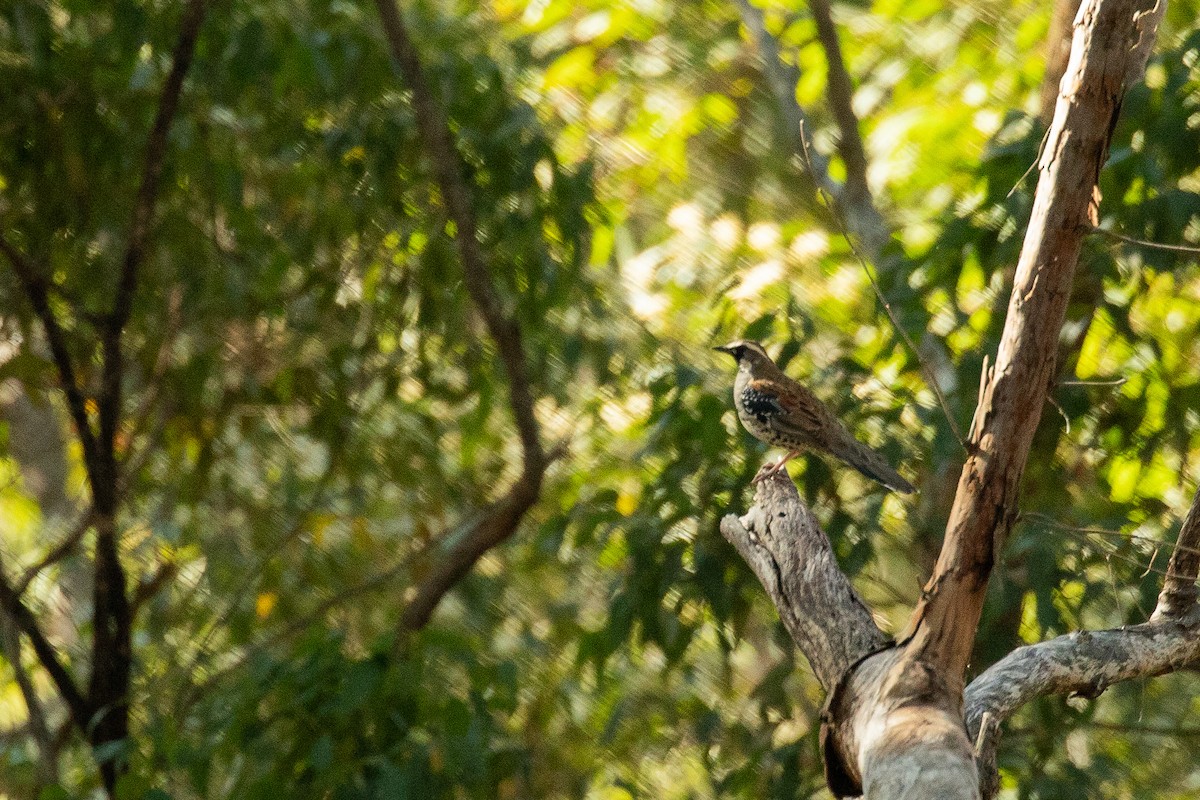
3 0 1200 797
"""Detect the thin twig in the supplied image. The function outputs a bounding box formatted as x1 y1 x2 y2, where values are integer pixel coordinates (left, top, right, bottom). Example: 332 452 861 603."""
1007 127 1052 200
1090 227 1200 255
1024 512 1200 560
1046 394 1071 434
1060 377 1127 386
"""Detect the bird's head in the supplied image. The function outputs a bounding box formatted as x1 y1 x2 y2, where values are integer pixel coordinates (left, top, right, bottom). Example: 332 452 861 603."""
713 339 772 369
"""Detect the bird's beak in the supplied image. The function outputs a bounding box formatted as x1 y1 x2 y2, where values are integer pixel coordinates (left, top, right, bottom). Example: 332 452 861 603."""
713 344 735 355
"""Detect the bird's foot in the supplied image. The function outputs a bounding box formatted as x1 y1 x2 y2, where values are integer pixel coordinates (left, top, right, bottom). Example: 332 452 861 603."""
752 461 783 484
752 450 801 484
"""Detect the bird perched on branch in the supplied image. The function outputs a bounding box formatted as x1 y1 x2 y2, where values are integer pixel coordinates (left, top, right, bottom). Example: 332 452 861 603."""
714 340 915 493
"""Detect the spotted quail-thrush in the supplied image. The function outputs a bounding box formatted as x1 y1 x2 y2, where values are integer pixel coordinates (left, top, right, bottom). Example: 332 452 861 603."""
714 339 915 493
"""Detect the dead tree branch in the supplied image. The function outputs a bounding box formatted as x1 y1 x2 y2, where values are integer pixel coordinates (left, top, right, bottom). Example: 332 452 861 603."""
965 611 1200 797
719 474 890 691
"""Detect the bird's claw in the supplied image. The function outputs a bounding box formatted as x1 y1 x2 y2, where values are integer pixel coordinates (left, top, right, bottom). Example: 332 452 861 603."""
752 461 781 484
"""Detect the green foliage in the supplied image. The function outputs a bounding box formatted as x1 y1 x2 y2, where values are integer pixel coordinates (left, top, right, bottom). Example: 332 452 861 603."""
3 0 1200 798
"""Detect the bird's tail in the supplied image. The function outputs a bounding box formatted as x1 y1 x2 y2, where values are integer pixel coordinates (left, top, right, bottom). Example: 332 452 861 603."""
834 435 916 494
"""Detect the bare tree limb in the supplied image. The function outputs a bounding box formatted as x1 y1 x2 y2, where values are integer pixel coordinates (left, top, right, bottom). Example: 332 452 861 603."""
718 473 890 691
373 0 552 631
1153 486 1200 620
901 0 1164 682
965 611 1200 797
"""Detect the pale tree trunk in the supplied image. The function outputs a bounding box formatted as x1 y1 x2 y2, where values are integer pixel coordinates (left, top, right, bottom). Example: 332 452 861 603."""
721 0 1169 797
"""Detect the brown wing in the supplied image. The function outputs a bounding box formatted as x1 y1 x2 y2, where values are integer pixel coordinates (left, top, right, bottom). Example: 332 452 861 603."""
749 377 831 446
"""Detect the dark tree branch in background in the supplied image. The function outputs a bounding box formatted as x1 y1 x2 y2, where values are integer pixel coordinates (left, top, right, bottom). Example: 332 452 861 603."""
733 0 836 196
0 614 60 785
374 0 551 632
1153 487 1200 620
86 2 210 792
734 0 889 257
99 0 211 509
805 0 888 255
1 2 209 795
0 563 91 734
399 464 547 631
0 237 101 474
